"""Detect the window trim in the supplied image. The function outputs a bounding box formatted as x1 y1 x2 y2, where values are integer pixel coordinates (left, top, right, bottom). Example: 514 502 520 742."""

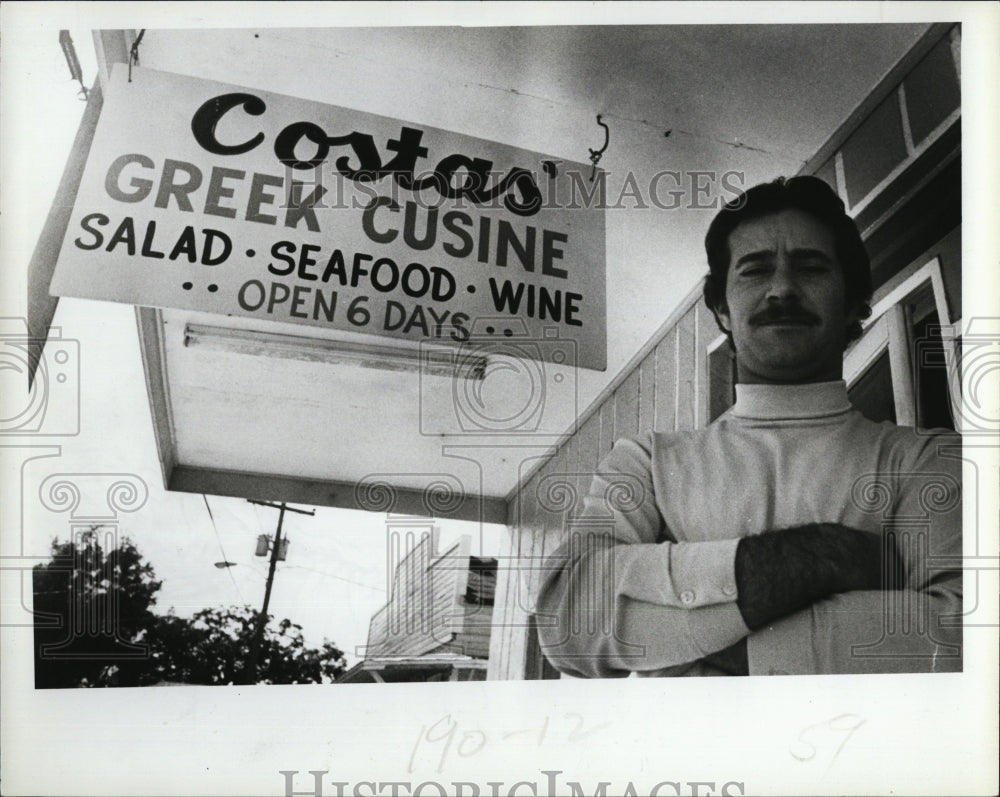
844 257 960 427
704 332 735 424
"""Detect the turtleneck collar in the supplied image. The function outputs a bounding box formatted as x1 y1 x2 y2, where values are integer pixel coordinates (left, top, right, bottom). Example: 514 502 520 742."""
730 380 852 421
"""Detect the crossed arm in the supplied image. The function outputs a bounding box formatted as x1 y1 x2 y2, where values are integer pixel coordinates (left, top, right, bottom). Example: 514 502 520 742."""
534 435 963 677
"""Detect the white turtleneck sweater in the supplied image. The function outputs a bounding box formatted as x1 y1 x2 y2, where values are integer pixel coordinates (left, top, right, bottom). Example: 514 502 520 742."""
535 381 963 677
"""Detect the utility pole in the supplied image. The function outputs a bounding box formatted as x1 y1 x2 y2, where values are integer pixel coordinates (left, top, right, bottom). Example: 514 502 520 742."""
243 500 315 684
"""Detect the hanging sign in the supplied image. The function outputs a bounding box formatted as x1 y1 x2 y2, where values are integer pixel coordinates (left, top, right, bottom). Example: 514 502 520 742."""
51 65 607 370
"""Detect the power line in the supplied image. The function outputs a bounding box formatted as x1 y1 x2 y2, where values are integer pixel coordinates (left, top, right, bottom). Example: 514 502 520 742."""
202 495 248 606
281 563 386 593
251 501 267 537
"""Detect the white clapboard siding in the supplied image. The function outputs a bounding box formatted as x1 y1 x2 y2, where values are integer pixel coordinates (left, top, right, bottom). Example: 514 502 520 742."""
365 533 483 660
489 288 713 680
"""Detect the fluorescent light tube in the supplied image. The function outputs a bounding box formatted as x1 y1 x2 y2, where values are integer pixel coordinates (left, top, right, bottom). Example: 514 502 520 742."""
183 323 485 380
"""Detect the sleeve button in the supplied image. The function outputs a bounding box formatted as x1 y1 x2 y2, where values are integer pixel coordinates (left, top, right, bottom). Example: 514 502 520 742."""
680 590 695 604
723 584 737 597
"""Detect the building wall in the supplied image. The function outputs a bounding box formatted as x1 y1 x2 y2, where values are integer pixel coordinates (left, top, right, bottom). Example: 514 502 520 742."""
488 291 721 679
366 530 470 659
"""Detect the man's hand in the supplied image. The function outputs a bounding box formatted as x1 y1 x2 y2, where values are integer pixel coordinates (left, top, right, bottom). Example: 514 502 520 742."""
702 637 749 676
735 523 903 631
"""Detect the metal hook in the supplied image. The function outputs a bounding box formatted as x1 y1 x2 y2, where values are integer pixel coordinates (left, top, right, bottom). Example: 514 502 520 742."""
588 114 610 182
128 29 146 82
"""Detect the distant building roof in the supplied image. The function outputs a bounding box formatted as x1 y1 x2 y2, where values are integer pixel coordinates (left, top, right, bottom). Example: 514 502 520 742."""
336 653 488 684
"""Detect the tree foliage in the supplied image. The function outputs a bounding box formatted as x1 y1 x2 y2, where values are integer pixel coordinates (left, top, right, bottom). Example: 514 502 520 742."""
148 606 347 686
33 531 346 687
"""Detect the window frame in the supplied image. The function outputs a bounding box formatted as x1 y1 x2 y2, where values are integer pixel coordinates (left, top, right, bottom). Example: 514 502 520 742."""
843 257 960 427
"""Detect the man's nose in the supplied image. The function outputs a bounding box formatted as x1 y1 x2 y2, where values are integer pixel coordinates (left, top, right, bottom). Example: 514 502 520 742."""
765 261 800 302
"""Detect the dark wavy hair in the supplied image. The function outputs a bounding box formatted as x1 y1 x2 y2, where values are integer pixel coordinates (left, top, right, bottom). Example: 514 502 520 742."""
702 175 872 348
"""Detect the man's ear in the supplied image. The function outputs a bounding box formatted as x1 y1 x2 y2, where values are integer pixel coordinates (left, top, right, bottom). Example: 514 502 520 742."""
713 303 732 335
843 298 865 336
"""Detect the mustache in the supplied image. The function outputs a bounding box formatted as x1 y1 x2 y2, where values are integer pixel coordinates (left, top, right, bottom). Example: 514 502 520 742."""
749 305 821 326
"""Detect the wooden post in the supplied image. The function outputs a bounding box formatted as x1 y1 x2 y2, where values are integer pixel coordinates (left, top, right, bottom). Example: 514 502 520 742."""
243 500 314 684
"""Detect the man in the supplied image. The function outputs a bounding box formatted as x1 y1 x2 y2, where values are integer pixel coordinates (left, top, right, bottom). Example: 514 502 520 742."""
535 176 962 677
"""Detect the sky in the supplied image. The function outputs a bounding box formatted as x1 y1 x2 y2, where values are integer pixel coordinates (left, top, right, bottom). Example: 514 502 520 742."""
0 22 506 659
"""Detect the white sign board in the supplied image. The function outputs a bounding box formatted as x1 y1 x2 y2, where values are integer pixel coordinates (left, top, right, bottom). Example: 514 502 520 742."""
51 66 607 370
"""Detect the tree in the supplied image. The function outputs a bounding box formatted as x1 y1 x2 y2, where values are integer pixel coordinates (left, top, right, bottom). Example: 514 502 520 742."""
146 606 347 686
32 529 161 688
33 532 347 687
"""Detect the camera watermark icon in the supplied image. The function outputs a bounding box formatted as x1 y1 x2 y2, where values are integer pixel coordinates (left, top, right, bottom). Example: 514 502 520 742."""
0 318 80 437
915 316 999 437
848 471 963 666
419 318 578 436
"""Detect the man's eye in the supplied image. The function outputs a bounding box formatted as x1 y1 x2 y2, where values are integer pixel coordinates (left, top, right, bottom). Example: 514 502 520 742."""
798 262 830 274
739 266 767 276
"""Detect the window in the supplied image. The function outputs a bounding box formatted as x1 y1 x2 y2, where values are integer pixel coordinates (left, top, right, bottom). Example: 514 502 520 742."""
844 258 959 430
912 315 956 430
849 349 896 423
464 557 497 606
706 334 735 423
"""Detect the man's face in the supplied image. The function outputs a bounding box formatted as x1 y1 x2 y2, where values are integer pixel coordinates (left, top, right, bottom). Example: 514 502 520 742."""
718 208 858 385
